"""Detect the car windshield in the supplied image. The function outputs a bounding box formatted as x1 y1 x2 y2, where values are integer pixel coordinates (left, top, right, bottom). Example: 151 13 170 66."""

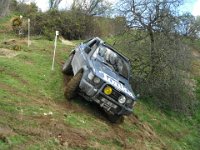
93 45 130 79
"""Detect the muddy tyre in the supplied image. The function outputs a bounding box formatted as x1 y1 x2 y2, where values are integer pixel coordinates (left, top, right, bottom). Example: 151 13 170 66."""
62 55 73 75
64 72 82 100
107 114 124 123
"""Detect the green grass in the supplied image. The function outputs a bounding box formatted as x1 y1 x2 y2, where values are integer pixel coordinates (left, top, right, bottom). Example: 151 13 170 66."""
135 100 200 150
196 78 200 99
0 23 200 149
64 112 96 129
0 134 29 150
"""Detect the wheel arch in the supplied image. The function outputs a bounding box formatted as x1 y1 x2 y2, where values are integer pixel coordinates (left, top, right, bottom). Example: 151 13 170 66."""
73 65 88 76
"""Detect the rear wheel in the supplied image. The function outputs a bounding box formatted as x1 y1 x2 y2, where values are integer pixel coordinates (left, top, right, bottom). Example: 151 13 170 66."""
62 55 73 75
64 72 83 100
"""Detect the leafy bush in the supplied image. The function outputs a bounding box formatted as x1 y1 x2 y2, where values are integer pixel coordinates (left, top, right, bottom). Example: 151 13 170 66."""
26 9 125 40
10 0 38 16
9 0 126 40
111 31 197 114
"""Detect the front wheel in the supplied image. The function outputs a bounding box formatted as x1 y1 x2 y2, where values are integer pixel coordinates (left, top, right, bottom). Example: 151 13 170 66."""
62 55 73 75
64 71 82 100
107 113 124 123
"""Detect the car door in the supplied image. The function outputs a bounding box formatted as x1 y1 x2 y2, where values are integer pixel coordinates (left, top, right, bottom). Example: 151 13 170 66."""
71 43 86 75
71 39 99 75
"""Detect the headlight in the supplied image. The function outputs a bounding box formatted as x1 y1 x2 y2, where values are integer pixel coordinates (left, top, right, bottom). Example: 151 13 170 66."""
88 72 100 84
118 95 126 104
88 72 94 80
93 77 100 84
104 86 112 95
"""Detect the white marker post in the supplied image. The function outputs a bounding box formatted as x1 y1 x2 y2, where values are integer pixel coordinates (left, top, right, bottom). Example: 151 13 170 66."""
51 31 59 71
28 18 30 47
19 15 23 36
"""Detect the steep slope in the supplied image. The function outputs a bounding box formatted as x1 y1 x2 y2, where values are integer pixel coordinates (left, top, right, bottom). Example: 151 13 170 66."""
0 28 200 149
0 36 163 149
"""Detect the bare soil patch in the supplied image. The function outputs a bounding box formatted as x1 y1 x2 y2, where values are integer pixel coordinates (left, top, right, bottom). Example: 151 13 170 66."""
60 37 75 46
0 126 16 143
0 48 19 58
192 50 200 58
3 39 27 45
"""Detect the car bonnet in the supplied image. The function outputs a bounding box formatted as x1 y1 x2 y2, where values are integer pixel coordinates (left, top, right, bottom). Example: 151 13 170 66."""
92 59 135 99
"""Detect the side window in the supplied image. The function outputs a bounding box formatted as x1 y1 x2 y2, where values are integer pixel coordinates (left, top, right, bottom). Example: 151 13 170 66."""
90 40 98 51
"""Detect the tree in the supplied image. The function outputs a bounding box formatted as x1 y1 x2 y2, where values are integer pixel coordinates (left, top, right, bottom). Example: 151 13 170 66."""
194 16 200 38
71 0 111 16
10 0 38 16
49 0 63 10
177 13 197 38
116 0 196 113
119 0 182 73
17 0 28 3
0 0 10 17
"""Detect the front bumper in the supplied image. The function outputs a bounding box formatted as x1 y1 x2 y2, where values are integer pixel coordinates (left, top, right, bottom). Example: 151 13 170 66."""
79 77 133 116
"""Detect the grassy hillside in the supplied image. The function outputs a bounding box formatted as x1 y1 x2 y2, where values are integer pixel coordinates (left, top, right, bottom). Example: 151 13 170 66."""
0 22 200 149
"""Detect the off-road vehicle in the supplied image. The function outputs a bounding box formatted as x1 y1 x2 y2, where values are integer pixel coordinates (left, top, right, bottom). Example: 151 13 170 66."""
62 37 137 123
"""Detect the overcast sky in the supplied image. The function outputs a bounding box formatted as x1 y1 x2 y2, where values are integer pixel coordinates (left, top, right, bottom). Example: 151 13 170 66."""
25 0 200 16
192 0 200 16
31 0 118 12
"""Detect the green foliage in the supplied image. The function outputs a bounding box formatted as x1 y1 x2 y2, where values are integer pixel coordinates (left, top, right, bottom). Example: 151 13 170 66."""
27 10 125 40
9 0 126 40
109 30 196 114
194 78 200 124
196 78 200 100
0 31 199 149
1 6 200 148
93 16 126 37
10 0 38 16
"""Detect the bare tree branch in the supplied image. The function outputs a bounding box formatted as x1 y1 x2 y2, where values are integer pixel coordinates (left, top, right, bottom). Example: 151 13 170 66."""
71 0 111 16
49 0 62 10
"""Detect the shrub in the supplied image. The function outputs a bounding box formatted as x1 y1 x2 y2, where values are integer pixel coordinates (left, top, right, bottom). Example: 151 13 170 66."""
112 31 197 114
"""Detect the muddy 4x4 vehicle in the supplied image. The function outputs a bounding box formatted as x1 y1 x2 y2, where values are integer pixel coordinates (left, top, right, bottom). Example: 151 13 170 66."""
62 37 137 123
